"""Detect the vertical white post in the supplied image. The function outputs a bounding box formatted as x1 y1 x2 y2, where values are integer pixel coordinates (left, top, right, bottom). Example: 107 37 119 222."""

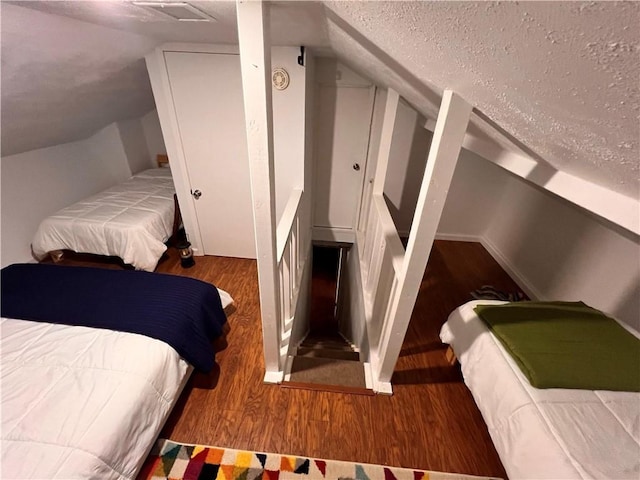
372 89 400 196
236 0 282 382
376 91 472 383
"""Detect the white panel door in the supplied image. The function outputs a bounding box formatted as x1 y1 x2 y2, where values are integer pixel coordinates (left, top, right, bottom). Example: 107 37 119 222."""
314 86 374 231
165 52 256 258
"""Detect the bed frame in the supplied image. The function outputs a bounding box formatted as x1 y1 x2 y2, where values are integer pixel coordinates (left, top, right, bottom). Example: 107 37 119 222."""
440 300 640 479
32 161 182 270
1 262 232 479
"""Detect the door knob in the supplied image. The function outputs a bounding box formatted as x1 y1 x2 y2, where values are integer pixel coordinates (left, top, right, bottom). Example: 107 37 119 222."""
192 189 202 200
353 163 360 171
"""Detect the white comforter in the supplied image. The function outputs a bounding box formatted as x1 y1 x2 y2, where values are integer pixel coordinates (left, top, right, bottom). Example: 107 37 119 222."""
440 300 640 480
1 317 191 479
32 168 176 272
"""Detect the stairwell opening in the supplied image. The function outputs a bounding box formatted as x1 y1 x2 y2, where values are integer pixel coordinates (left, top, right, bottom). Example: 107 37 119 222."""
283 244 371 393
309 244 342 336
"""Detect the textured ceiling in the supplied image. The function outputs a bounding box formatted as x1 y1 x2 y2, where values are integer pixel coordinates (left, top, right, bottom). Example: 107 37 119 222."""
1 1 638 200
324 1 639 199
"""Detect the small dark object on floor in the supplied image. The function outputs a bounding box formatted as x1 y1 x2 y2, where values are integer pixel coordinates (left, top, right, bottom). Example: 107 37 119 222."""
176 228 195 268
471 285 525 302
177 240 195 268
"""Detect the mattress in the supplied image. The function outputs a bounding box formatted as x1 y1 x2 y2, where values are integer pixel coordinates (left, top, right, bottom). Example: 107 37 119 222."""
1 317 192 479
2 263 233 373
31 168 176 272
440 300 640 480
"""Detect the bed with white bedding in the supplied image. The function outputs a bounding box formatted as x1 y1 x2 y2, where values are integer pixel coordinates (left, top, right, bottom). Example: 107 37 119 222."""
440 300 640 480
31 168 177 272
1 263 233 479
1 318 192 479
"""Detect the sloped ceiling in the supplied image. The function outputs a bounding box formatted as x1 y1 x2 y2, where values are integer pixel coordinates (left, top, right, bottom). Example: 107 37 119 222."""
1 0 328 156
323 1 639 200
1 1 638 201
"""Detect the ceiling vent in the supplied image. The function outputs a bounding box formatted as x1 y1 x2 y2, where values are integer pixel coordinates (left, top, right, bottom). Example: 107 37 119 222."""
132 2 216 22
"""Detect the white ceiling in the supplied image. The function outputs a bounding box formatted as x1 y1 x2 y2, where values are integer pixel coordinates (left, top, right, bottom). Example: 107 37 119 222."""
1 1 638 200
1 0 328 156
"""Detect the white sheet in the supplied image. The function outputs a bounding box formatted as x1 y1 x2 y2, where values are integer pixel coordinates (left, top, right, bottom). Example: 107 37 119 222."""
32 168 175 272
440 300 640 480
1 317 191 479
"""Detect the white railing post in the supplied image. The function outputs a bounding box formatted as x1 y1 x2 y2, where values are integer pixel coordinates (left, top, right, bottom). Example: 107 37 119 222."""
236 0 282 382
376 91 472 384
275 188 304 348
372 89 400 196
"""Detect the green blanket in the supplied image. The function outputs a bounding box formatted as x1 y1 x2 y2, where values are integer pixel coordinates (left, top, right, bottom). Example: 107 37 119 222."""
474 301 640 392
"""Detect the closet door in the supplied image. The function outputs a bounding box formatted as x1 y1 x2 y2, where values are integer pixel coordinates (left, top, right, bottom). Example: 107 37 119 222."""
165 52 256 258
313 85 374 235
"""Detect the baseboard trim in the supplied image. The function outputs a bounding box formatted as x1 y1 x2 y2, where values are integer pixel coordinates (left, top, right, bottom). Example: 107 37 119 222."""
434 233 482 243
263 370 284 384
312 227 355 244
373 379 393 395
280 381 375 396
435 232 543 301
478 236 543 301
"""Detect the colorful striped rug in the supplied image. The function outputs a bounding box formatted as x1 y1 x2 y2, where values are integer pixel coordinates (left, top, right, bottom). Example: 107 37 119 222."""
138 439 501 480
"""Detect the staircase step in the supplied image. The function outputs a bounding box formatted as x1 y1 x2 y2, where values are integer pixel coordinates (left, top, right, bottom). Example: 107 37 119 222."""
303 334 350 343
281 381 374 396
299 341 355 352
300 335 355 350
288 356 366 388
296 347 361 362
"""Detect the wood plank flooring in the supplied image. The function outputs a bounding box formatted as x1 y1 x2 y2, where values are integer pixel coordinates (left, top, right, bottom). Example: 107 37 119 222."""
47 241 521 478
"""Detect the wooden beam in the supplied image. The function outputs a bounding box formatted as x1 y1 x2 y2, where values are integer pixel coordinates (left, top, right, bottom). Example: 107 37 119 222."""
236 0 282 381
376 90 472 383
372 89 400 196
423 119 640 236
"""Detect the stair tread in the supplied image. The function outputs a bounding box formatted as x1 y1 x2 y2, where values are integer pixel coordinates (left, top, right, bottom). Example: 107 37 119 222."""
281 381 374 396
299 342 355 352
302 338 351 344
300 336 355 349
289 356 366 388
305 334 348 342
296 347 361 361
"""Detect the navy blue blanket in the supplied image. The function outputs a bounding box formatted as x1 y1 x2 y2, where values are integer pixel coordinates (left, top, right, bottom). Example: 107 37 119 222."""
1 263 227 372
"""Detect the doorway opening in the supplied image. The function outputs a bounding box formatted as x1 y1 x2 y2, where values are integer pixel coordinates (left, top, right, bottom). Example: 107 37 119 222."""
309 244 342 336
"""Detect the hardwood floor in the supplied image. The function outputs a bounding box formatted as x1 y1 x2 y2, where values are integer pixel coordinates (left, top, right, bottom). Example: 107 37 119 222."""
48 241 519 478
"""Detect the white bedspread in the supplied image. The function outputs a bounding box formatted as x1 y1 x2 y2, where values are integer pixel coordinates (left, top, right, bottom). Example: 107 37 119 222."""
32 168 176 271
440 300 640 480
1 317 191 479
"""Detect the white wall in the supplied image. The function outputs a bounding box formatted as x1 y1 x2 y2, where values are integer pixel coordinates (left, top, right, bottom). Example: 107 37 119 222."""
383 100 432 236
141 109 167 165
117 117 154 173
272 47 306 222
315 57 372 88
302 51 315 237
484 173 640 331
338 242 369 358
437 153 640 331
1 122 132 266
357 87 387 232
438 149 511 239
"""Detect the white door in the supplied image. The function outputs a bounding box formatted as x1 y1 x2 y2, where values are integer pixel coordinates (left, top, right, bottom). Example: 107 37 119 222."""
165 52 256 258
314 85 374 235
